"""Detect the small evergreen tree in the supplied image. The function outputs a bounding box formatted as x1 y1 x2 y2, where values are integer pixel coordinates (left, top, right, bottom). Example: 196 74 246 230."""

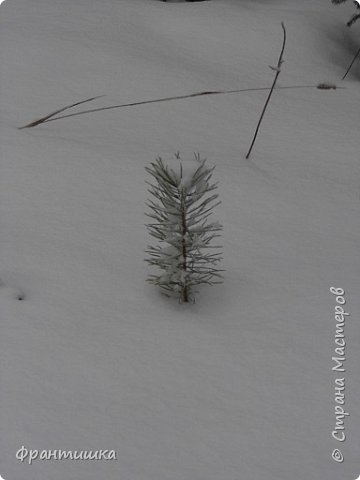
332 0 360 27
145 154 223 303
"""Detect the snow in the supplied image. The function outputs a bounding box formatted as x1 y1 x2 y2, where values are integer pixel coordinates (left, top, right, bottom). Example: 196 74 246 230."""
1 0 360 479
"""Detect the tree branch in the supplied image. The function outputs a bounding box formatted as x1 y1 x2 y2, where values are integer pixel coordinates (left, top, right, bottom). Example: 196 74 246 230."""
245 22 287 159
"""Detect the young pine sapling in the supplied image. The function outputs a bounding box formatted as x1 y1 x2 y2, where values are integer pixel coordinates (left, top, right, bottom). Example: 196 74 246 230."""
145 155 223 303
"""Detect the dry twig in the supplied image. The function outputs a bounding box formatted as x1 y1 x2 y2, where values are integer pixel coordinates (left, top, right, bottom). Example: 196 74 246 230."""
342 45 360 80
245 22 287 159
18 95 105 129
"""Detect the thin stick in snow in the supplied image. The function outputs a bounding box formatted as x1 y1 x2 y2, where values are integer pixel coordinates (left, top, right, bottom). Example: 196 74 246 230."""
17 86 328 129
18 95 105 129
342 45 360 80
245 22 287 159
18 84 342 130
41 87 320 125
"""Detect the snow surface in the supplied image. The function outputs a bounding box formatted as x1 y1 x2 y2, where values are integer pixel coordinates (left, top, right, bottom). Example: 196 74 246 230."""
1 0 360 479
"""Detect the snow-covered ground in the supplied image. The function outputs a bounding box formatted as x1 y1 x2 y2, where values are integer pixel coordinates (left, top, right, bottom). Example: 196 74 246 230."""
1 0 360 479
